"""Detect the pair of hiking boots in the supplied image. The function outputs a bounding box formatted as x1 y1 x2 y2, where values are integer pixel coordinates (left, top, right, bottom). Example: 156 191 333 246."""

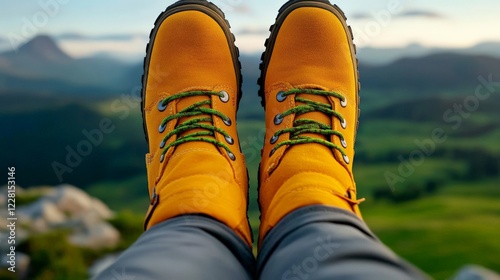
141 0 364 247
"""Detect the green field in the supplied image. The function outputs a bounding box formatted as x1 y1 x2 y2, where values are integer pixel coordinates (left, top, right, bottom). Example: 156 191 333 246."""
4 89 499 279
364 178 500 279
82 106 499 279
85 167 500 279
2 34 500 279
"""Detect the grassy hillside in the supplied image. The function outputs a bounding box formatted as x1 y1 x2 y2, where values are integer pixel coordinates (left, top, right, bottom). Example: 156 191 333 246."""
72 88 500 279
2 51 499 278
364 178 500 279
85 164 500 280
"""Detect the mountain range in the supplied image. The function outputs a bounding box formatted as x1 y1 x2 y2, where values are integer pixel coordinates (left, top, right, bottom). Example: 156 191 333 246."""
2 34 499 190
357 42 500 65
0 35 138 98
1 35 500 103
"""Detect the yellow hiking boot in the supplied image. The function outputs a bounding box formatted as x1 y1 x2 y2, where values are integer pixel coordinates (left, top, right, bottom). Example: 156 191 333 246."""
141 0 252 247
258 0 364 245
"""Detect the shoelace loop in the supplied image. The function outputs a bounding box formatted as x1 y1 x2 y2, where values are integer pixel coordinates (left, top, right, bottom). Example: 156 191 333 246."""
157 90 235 162
271 88 349 163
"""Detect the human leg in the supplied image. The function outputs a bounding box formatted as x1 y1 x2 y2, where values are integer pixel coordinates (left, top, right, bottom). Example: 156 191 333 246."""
95 215 254 280
96 0 254 278
258 206 427 280
257 1 428 279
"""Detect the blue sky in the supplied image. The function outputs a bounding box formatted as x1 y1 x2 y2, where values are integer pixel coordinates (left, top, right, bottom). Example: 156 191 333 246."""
1 0 499 57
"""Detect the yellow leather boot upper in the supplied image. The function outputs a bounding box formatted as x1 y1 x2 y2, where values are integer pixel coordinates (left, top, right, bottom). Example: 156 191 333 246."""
258 1 364 245
142 3 251 247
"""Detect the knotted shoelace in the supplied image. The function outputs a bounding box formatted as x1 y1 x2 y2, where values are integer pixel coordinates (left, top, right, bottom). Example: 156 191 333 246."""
271 88 349 162
157 90 235 163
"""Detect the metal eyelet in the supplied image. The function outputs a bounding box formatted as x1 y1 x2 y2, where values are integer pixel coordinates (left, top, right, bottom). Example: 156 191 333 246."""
274 114 284 125
344 191 352 199
270 148 276 156
223 118 232 126
160 139 166 149
270 135 279 144
341 98 347 108
225 135 234 145
276 91 286 102
341 118 347 129
219 91 229 103
159 123 167 133
343 154 350 164
228 152 236 161
160 154 165 163
158 100 167 112
341 137 347 148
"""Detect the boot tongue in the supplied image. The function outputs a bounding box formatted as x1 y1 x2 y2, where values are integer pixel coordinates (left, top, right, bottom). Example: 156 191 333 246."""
174 94 219 153
294 90 331 141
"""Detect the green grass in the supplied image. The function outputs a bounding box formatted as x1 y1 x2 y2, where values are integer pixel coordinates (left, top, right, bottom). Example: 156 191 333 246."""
237 119 265 239
444 127 500 153
80 102 500 279
363 178 500 279
86 175 149 213
80 176 500 279
353 159 468 197
357 118 500 158
19 230 90 280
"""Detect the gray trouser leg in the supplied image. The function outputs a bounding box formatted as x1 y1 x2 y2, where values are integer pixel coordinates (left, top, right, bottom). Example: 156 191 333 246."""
93 215 255 280
257 206 430 280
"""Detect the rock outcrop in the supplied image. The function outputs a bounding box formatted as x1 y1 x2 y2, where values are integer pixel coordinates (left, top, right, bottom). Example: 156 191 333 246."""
0 184 121 278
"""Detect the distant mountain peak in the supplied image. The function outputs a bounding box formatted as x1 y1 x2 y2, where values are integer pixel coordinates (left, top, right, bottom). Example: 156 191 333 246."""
18 34 72 62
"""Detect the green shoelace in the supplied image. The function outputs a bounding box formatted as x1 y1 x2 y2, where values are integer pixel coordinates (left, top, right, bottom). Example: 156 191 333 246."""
157 90 235 163
271 88 349 163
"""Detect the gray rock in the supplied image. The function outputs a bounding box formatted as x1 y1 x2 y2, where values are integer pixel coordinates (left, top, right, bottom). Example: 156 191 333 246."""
50 185 97 216
0 184 123 278
454 265 500 280
69 215 120 249
7 185 120 250
46 184 114 220
91 198 115 220
18 200 66 233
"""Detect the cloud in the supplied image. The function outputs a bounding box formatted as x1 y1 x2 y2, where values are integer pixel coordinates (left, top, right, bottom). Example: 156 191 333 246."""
234 4 253 14
215 1 253 14
56 33 148 41
236 27 269 36
59 38 146 59
351 13 372 20
53 33 149 59
397 10 445 19
234 26 270 53
351 9 445 20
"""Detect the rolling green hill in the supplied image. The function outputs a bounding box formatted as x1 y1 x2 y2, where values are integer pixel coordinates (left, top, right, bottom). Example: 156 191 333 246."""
1 36 499 278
